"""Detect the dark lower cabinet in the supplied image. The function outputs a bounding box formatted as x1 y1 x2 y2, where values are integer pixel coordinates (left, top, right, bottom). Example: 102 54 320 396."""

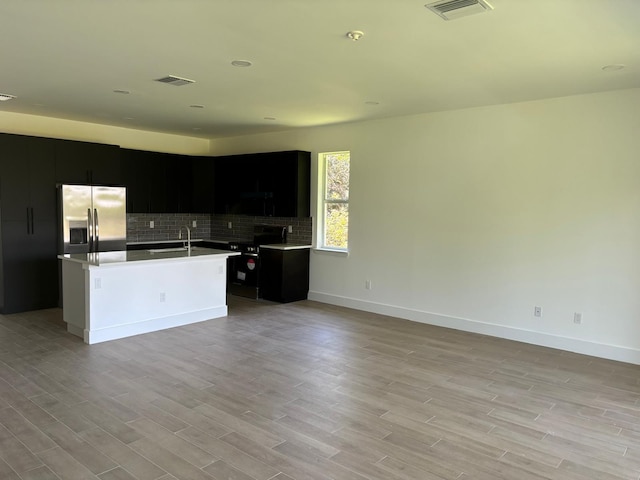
259 248 310 303
0 134 59 314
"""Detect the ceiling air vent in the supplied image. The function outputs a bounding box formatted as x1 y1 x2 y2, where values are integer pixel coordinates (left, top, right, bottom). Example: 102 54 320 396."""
154 75 195 86
425 0 493 21
0 93 17 102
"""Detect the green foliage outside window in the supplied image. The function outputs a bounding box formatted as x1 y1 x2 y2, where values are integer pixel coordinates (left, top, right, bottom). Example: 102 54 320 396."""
323 152 350 249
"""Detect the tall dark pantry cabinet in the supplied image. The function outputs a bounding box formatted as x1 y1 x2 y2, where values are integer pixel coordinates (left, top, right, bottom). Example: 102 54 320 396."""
0 134 59 314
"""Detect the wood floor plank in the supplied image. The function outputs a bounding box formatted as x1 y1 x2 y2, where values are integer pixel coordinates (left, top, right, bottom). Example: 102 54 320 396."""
78 426 167 480
40 421 118 475
127 417 217 469
37 446 101 480
19 465 61 480
175 427 280 480
0 422 43 473
0 406 57 453
127 436 215 480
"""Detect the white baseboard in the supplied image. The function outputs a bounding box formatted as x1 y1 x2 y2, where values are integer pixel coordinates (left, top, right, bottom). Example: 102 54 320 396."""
308 291 640 366
82 306 228 345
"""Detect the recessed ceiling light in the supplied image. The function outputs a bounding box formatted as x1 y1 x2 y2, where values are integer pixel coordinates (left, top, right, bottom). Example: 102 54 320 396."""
0 93 17 102
346 30 364 41
365 101 380 105
264 117 276 121
123 117 135 120
231 60 252 67
602 64 625 72
113 89 130 95
190 104 205 109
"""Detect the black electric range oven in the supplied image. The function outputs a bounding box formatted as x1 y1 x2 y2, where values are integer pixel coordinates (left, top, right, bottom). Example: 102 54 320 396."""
227 225 286 299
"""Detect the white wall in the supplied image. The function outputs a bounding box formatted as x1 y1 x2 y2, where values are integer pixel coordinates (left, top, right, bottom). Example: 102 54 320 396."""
0 111 209 154
210 88 640 364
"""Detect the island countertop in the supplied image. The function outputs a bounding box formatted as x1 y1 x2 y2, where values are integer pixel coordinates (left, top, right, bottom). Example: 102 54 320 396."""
58 247 240 267
259 243 312 251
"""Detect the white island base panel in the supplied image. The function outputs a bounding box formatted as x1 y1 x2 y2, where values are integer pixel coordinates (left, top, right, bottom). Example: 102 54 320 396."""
61 255 229 344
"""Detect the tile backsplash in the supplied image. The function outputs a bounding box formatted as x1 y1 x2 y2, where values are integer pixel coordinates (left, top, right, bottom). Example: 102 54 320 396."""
210 214 312 244
127 213 312 245
127 213 211 243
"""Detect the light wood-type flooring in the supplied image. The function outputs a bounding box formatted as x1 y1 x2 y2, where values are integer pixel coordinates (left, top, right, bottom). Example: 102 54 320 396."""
1 296 639 480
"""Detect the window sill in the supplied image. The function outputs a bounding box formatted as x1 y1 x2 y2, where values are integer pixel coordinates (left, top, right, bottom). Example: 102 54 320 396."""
312 247 349 256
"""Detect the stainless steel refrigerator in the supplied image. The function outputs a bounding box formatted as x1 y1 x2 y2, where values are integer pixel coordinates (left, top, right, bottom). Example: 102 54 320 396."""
59 184 126 254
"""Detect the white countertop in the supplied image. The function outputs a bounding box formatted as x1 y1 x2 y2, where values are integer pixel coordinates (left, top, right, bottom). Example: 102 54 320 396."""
58 247 240 266
260 243 312 251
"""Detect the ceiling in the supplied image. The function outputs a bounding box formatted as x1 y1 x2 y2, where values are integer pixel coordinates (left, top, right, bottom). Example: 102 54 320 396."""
1 0 638 139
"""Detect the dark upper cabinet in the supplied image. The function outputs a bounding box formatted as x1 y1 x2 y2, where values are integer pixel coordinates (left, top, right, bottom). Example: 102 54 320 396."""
165 153 193 213
121 148 193 213
0 134 58 314
214 150 310 217
0 134 57 222
191 156 216 213
213 154 255 215
55 139 122 185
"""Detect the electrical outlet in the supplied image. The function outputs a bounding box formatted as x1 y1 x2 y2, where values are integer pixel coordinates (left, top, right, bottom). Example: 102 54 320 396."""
228 222 233 229
288 225 293 234
150 220 154 229
573 312 582 324
365 279 372 290
534 306 542 317
192 220 197 228
94 278 101 289
160 292 166 302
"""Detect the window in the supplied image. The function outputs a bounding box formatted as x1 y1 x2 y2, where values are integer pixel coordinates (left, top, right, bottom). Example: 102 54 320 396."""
320 151 350 250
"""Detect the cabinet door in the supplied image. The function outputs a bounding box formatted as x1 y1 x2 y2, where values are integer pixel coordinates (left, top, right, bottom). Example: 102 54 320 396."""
1 219 58 313
0 134 31 222
56 140 122 185
89 143 122 185
260 248 310 303
147 152 169 213
0 135 57 223
191 157 216 213
55 139 93 184
213 156 242 214
28 137 57 223
164 153 193 213
122 148 152 213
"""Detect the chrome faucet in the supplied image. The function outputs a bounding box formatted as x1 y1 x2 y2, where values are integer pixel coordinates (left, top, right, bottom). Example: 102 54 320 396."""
178 225 191 253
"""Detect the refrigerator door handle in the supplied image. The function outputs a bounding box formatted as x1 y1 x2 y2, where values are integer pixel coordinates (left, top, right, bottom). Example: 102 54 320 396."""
88 208 94 252
30 207 34 235
94 208 99 252
26 207 31 234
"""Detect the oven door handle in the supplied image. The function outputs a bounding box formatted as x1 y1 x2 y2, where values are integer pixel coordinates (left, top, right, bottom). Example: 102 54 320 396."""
242 253 259 257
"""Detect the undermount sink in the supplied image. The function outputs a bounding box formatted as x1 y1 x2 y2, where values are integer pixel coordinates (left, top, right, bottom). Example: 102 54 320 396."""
147 247 188 253
146 246 210 253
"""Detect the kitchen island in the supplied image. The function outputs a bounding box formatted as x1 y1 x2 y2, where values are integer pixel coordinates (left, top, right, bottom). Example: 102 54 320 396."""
58 248 239 344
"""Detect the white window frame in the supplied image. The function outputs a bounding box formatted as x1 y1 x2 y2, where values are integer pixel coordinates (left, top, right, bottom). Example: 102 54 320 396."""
317 151 350 253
